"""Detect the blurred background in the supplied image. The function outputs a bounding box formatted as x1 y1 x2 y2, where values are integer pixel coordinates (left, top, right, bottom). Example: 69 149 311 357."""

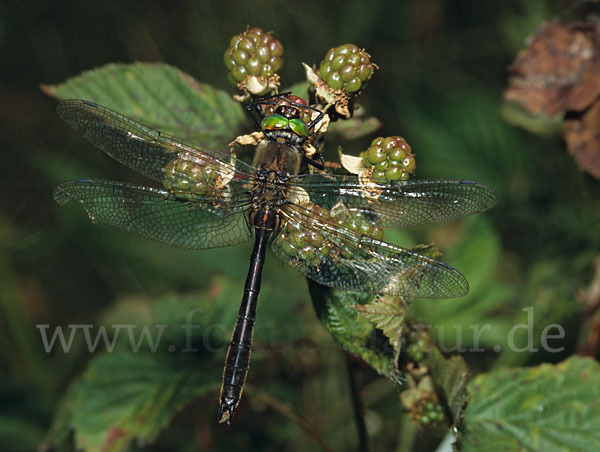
1 0 599 451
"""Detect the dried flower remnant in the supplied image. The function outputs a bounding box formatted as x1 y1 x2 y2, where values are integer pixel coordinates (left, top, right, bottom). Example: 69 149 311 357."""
504 19 600 179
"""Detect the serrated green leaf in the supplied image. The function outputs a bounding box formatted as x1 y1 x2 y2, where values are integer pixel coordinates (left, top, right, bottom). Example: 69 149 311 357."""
307 280 399 380
46 352 220 452
354 296 406 359
462 356 600 452
43 62 245 147
425 345 469 424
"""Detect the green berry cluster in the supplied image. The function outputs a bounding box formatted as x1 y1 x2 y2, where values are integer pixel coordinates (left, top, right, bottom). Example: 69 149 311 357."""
404 327 429 363
224 27 283 84
280 226 331 267
418 399 445 425
334 210 384 241
319 44 375 94
279 203 383 265
164 159 221 196
400 376 445 427
279 203 339 266
405 339 427 363
360 136 416 182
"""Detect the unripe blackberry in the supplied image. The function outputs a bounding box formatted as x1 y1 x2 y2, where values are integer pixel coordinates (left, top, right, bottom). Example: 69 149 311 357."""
359 136 415 182
279 203 337 265
404 326 430 363
333 209 384 241
406 340 426 362
278 200 384 265
304 44 376 120
319 44 375 94
418 398 445 425
224 27 283 96
400 375 445 427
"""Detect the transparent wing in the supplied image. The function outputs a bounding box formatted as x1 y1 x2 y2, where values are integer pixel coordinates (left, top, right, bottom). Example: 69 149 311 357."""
54 179 252 250
291 175 497 228
56 100 256 188
272 201 468 299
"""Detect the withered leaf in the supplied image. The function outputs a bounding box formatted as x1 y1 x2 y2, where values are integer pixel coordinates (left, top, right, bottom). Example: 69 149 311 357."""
505 20 599 115
565 100 600 179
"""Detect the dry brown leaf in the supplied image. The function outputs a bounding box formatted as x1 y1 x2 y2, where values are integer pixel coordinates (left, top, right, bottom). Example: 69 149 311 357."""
565 99 600 178
505 20 598 115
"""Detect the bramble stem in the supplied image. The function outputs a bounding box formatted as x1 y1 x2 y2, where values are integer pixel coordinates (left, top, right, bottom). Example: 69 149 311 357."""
345 352 370 452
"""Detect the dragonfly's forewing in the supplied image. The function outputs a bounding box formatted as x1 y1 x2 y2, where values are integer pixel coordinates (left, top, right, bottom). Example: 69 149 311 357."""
56 100 491 297
57 100 255 191
273 201 468 299
55 180 252 250
291 175 497 228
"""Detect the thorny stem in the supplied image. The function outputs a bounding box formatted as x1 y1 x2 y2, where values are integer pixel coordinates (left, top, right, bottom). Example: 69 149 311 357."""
345 352 370 452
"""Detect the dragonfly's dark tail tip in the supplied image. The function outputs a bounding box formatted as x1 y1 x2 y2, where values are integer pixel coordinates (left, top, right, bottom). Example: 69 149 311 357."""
218 400 236 425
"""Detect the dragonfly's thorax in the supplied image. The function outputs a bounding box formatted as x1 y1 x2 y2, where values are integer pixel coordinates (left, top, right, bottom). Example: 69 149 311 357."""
252 139 301 175
250 139 298 211
248 168 288 232
249 139 302 233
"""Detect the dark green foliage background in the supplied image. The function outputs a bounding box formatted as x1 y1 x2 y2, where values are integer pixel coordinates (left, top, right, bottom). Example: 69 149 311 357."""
1 0 599 451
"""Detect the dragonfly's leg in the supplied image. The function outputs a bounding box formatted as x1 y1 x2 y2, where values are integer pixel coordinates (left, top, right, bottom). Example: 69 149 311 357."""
303 154 325 171
247 102 264 128
307 110 325 132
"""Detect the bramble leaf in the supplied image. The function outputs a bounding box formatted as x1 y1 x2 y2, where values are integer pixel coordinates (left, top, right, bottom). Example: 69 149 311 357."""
462 356 600 452
354 295 406 360
43 62 245 147
307 281 400 381
45 351 220 452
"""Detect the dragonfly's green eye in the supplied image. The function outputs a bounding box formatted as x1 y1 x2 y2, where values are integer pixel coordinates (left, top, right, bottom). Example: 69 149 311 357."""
261 114 289 131
288 118 308 137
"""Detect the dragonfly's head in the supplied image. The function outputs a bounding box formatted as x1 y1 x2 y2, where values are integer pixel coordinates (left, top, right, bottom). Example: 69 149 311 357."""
261 113 309 141
251 93 323 146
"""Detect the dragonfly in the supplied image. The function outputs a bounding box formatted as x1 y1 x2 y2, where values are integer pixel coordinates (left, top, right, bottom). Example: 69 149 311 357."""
54 94 497 424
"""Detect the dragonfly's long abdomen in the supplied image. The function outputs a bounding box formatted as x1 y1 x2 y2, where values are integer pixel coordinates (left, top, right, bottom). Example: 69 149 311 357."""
219 222 272 424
